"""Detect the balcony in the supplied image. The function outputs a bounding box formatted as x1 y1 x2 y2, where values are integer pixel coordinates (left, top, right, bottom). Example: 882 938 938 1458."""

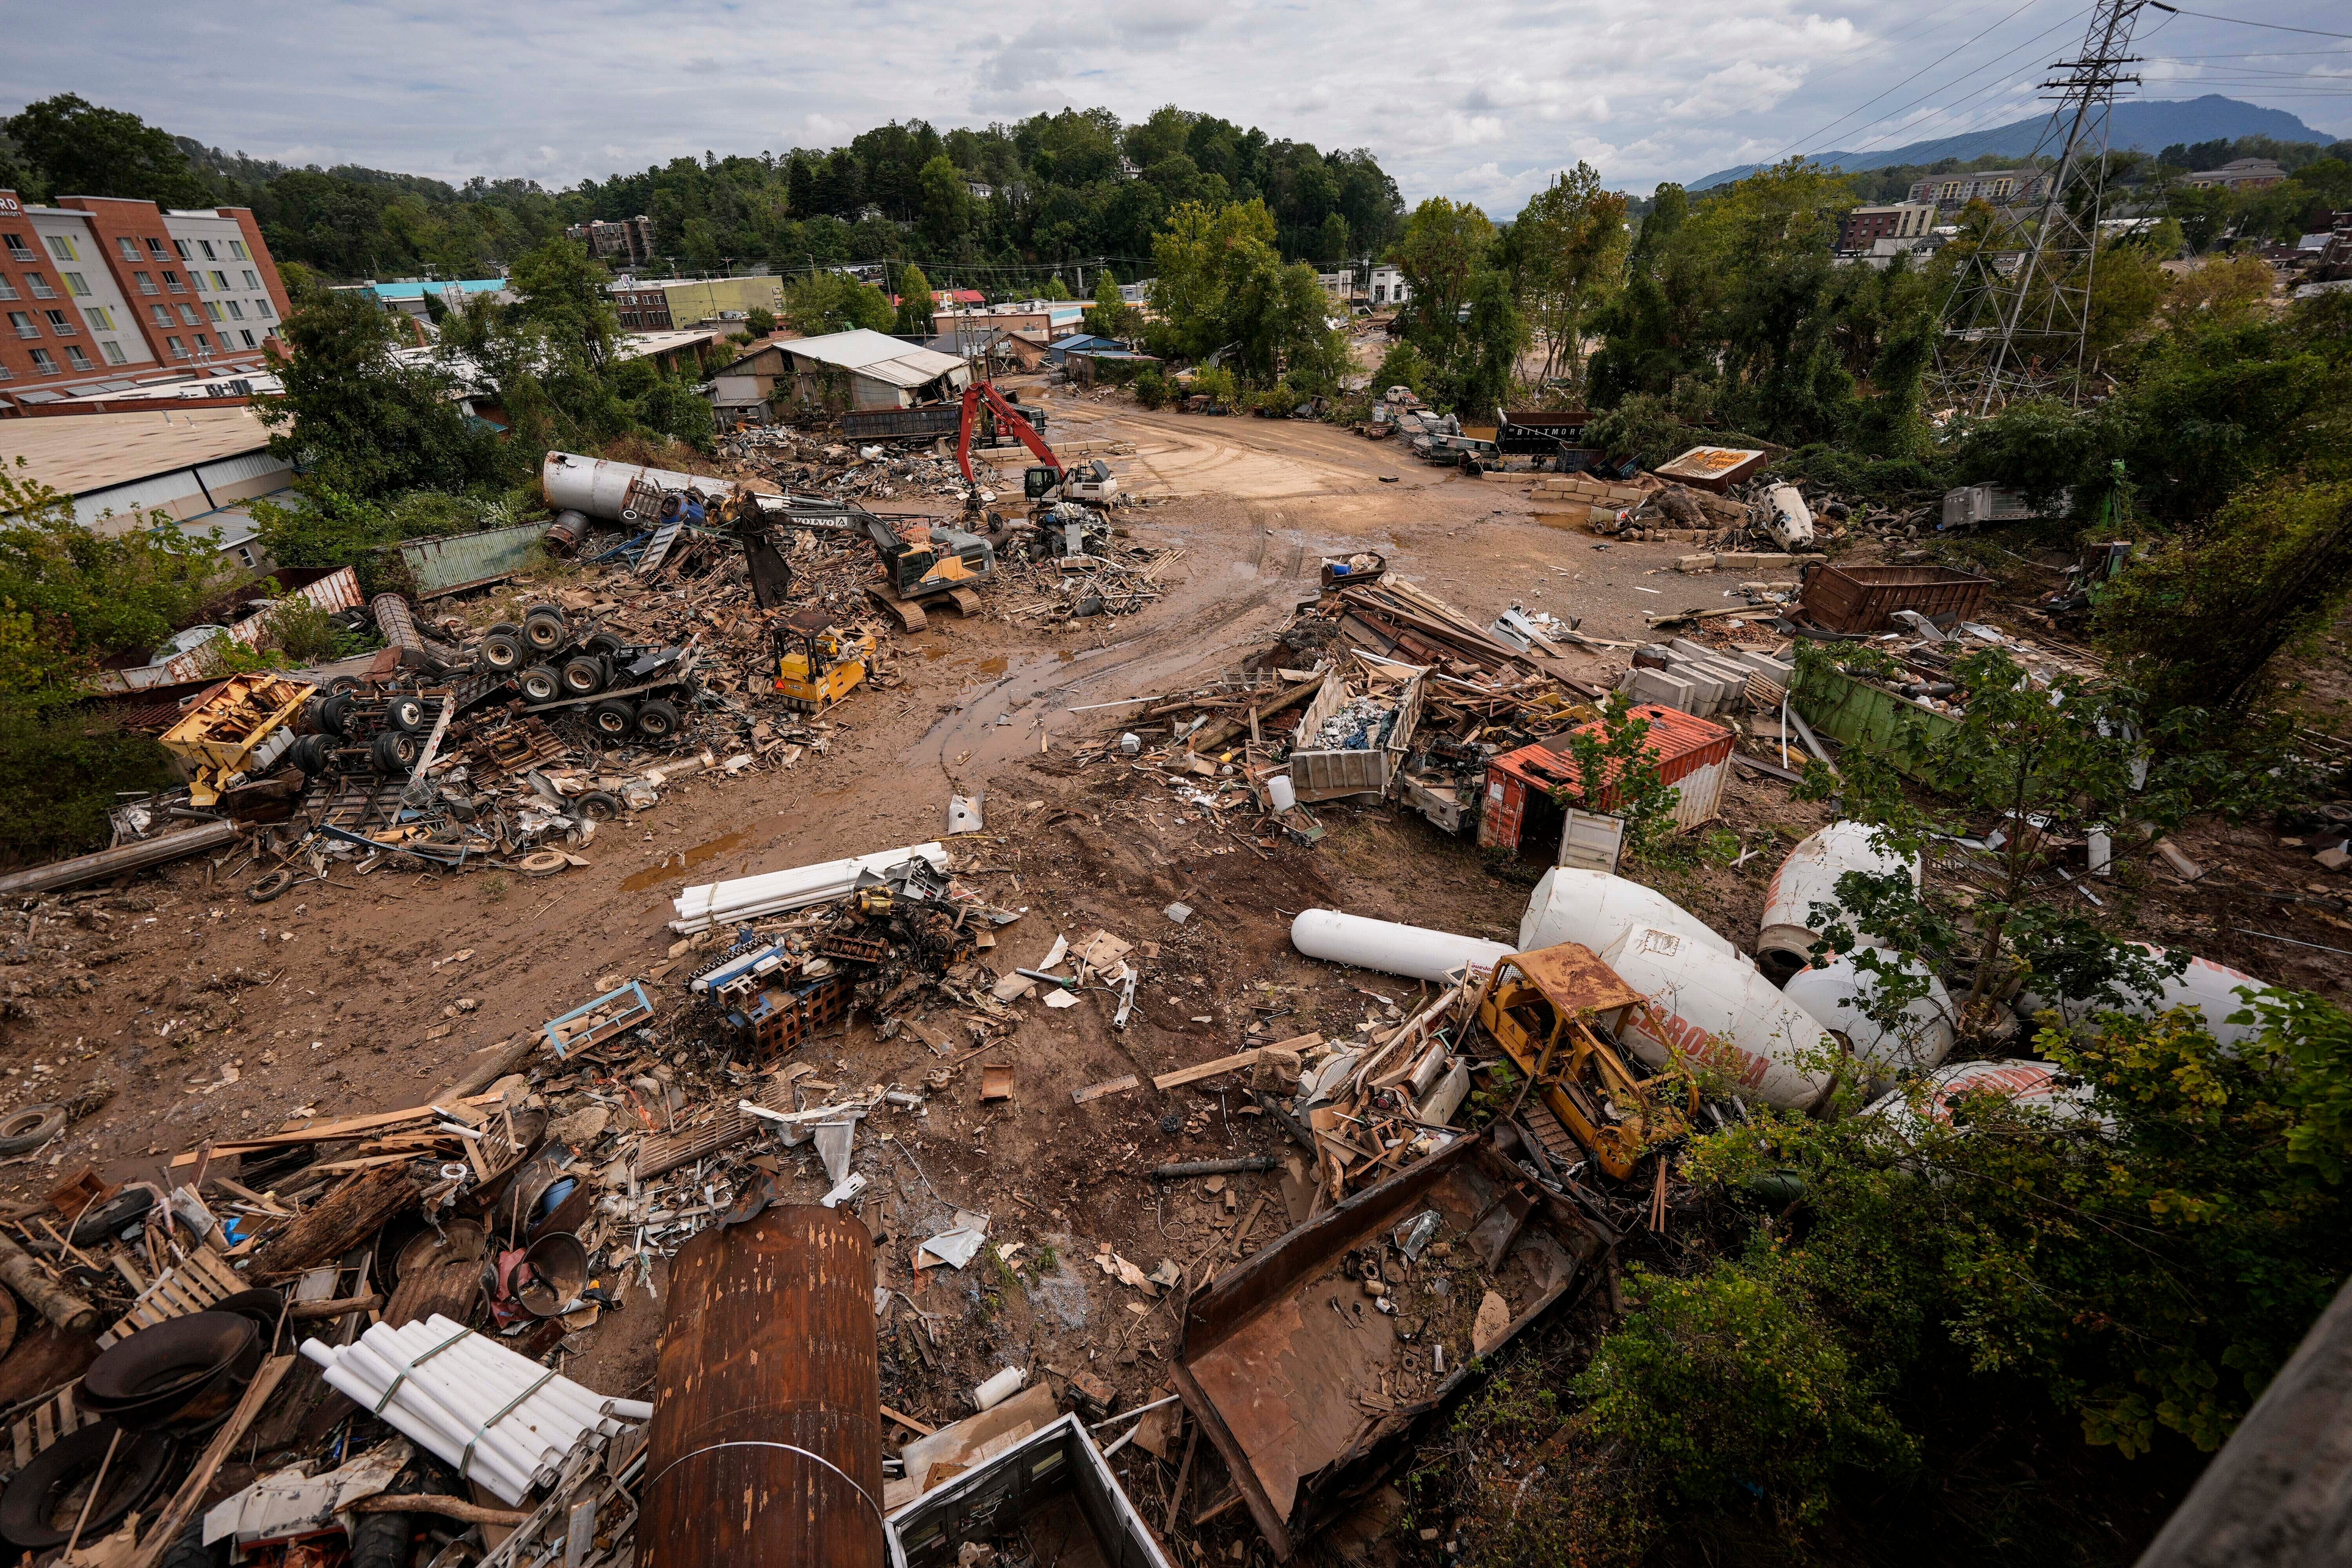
137 277 158 295
26 281 54 300
13 324 38 341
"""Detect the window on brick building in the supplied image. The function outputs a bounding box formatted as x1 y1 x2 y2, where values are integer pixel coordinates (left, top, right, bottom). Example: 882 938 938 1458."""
118 237 141 262
166 336 186 358
3 235 32 261
135 271 157 294
29 348 58 373
64 345 92 370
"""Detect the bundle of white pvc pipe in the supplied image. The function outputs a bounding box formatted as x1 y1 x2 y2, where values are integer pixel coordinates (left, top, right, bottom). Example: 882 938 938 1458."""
670 843 951 934
300 1314 652 1505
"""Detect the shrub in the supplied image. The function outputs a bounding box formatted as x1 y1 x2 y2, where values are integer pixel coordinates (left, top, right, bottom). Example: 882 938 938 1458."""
1132 368 1170 409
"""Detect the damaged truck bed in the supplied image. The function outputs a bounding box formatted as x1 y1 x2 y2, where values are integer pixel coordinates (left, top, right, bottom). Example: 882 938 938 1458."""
1172 1132 1602 1559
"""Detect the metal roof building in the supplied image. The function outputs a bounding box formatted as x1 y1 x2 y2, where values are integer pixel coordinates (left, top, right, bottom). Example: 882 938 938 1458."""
776 328 971 410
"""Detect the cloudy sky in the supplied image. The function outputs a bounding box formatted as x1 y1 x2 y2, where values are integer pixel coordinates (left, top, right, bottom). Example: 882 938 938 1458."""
7 0 2348 212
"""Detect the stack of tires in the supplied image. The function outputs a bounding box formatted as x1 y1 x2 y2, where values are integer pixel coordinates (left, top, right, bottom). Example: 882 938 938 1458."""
477 602 684 742
283 683 436 779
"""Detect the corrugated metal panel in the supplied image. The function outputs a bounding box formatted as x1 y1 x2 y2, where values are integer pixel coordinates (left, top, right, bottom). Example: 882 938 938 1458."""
644 1205 886 1568
397 522 546 597
192 450 294 490
73 474 207 528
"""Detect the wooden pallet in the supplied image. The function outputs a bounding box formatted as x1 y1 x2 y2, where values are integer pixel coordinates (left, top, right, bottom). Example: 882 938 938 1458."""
3 1385 95 1481
97 1248 246 1348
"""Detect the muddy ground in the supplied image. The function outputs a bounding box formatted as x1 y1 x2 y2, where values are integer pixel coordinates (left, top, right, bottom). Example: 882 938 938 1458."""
4 381 2348 1558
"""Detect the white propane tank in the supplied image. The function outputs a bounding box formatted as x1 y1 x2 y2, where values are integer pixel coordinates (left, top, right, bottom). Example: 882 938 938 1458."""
1757 821 1919 981
1862 1058 2101 1136
2016 944 2279 1051
1766 483 1814 550
1519 867 1739 962
1268 773 1298 812
1601 925 1838 1109
540 451 737 521
1783 951 1956 1077
1289 910 1514 984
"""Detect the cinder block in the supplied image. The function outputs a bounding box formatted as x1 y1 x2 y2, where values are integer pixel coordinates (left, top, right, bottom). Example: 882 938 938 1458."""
1617 666 1702 713
1676 554 1718 572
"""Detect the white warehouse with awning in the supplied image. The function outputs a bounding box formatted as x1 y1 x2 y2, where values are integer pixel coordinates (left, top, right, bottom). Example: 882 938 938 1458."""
774 328 971 410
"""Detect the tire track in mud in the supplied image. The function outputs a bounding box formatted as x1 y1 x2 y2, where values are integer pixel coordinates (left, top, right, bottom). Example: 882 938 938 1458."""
902 503 1312 791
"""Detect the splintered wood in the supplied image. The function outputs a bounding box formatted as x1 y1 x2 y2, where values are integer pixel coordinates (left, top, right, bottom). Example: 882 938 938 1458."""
96 1248 245 1349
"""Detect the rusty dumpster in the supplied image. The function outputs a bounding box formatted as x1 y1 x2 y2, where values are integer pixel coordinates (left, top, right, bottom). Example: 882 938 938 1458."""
1798 563 1993 634
1172 1132 1600 1559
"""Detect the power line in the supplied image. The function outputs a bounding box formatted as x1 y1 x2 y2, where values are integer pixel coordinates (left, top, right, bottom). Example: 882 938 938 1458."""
1791 7 2102 160
2146 4 2352 40
1773 0 2078 162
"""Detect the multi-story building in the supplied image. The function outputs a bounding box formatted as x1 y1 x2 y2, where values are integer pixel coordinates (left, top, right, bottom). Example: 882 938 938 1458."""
0 188 291 405
608 276 782 331
565 215 657 267
1838 202 1937 254
2180 157 2287 191
1906 168 2050 212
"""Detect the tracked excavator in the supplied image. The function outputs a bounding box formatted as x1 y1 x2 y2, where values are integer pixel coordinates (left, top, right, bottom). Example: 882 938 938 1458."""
955 381 1118 513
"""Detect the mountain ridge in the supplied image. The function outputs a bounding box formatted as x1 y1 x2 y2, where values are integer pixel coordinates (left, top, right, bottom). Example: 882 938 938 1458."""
1685 94 2334 193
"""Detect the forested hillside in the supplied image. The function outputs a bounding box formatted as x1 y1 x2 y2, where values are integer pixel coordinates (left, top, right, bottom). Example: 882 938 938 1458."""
2 97 1400 287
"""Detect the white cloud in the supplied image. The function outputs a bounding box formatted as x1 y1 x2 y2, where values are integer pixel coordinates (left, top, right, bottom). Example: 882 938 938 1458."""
1 0 2341 206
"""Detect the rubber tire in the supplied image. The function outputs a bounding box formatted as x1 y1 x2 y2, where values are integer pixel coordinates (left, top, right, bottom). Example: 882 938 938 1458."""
584 631 626 657
635 697 682 740
517 665 562 704
0 1106 65 1156
478 630 527 674
386 694 427 733
0 1424 176 1549
590 699 637 739
560 655 606 697
247 868 296 904
287 734 332 776
575 791 622 822
315 691 354 738
524 601 565 622
370 730 419 775
347 1504 412 1568
70 1187 156 1247
156 1517 225 1568
522 611 569 653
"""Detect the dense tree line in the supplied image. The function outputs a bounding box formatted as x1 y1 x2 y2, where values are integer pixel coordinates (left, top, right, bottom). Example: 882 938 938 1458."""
0 95 1403 291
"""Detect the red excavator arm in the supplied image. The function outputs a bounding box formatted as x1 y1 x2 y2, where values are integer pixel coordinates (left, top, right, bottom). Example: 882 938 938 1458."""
955 381 1062 486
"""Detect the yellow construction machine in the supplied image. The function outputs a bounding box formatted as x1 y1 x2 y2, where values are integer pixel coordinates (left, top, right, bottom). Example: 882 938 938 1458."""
1472 942 1694 1181
772 608 877 713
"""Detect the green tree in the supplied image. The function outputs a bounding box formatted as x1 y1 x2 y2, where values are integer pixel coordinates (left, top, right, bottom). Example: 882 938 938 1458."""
893 263 935 336
507 236 620 372
917 155 972 249
1392 196 1494 366
1085 267 1142 339
1515 162 1629 392
1 94 211 207
258 290 499 499
745 305 776 336
782 270 894 335
1147 199 1338 381
1369 339 1430 398
1040 273 1074 301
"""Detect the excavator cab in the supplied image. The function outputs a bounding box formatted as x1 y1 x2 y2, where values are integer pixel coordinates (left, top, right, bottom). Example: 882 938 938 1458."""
1024 466 1063 501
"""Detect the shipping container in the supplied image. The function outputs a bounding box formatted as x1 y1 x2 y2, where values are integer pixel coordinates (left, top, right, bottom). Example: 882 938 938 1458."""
1477 705 1732 856
1798 562 1993 634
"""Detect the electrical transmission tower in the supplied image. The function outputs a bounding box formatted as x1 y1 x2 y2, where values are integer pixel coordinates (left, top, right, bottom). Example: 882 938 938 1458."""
1936 0 2147 414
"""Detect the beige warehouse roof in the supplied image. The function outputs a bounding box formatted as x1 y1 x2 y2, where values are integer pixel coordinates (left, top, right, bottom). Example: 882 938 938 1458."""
779 329 967 388
0 407 274 495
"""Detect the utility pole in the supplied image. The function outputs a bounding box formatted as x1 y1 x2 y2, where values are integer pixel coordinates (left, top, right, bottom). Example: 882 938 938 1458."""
1935 0 2147 413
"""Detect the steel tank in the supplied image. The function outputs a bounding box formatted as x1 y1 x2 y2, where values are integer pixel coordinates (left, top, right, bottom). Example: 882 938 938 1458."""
1757 821 1918 982
642 1205 885 1568
541 450 737 521
1601 924 1837 1109
1783 951 1955 1078
1519 867 1739 962
2017 944 2279 1051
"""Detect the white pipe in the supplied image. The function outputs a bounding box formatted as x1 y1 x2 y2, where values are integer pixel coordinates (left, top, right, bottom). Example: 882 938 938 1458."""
347 1334 556 1481
406 1320 617 1437
602 1397 655 1422
1289 909 1512 984
305 1356 531 1504
403 1337 604 1452
304 1342 536 1500
670 843 951 933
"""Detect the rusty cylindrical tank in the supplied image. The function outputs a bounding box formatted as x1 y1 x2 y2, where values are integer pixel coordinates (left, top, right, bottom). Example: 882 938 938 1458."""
642 1205 886 1568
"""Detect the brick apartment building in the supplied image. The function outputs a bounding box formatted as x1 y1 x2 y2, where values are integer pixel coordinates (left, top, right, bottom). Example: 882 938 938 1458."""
0 189 292 408
1838 202 1937 254
566 215 656 267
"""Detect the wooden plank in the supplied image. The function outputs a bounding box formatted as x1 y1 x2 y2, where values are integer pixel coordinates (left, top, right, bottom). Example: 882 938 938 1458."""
878 1403 937 1437
127 1355 294 1568
167 1090 505 1165
1069 1074 1140 1105
1151 1049 1265 1093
